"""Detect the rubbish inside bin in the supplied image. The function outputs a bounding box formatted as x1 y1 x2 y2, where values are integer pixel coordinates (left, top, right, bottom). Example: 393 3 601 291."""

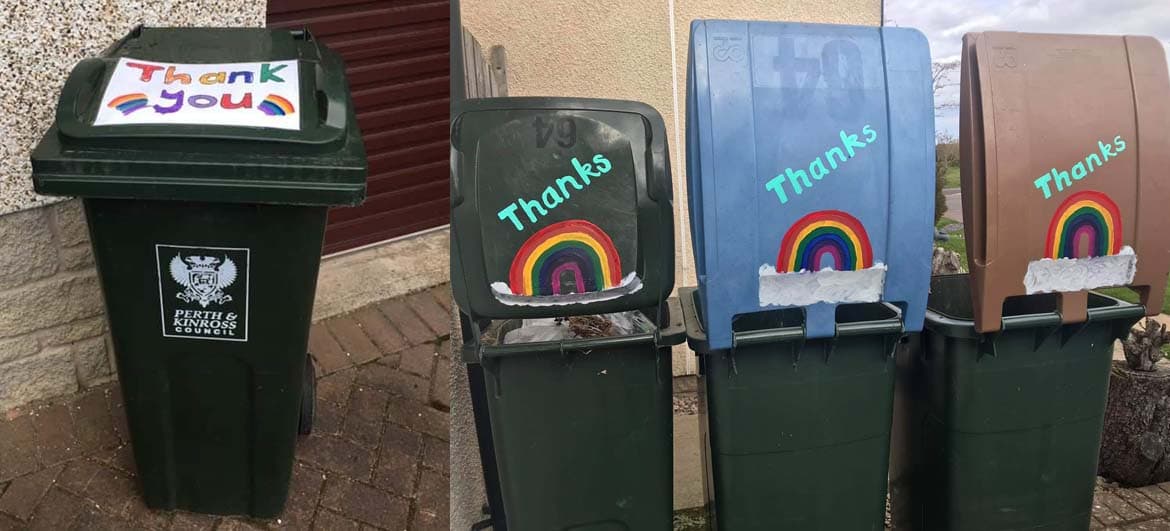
499 311 655 344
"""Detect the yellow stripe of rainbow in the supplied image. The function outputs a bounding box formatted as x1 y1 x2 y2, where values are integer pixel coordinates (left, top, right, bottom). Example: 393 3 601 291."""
1048 198 1116 259
785 219 867 272
265 95 295 114
519 231 617 295
107 93 147 107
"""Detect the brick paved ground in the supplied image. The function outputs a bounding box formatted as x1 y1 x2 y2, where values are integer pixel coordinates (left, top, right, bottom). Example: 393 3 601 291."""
0 285 453 530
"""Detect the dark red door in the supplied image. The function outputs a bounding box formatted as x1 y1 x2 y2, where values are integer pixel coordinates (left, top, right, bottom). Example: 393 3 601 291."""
268 0 450 254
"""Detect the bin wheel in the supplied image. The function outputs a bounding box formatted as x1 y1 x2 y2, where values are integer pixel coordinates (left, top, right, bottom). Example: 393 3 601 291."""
298 355 316 435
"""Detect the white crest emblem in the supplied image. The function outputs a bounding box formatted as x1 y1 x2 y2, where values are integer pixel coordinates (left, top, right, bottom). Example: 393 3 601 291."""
169 254 237 308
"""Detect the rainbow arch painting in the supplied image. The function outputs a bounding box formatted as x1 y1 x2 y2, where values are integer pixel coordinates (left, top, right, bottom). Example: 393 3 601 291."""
508 219 622 296
776 210 874 273
1044 190 1123 259
258 94 295 116
107 93 149 115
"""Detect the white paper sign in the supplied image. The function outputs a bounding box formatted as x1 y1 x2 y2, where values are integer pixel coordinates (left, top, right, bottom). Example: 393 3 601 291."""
93 58 301 130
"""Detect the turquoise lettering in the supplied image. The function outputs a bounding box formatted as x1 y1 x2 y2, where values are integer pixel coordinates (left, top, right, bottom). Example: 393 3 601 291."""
1052 167 1071 192
809 158 829 180
1034 173 1053 199
1099 140 1116 161
260 63 287 83
862 124 878 143
572 157 601 184
765 174 789 204
228 71 253 84
498 152 612 232
1085 153 1102 172
1037 135 1126 199
593 154 612 173
764 125 878 207
786 168 811 196
498 203 523 231
541 187 564 209
825 147 846 170
839 129 866 157
556 175 583 198
518 197 547 223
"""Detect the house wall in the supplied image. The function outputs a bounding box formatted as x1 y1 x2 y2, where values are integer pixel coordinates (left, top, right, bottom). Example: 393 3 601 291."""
0 2 266 411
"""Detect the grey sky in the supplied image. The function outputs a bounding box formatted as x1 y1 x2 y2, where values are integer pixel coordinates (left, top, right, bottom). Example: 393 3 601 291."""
884 0 1170 137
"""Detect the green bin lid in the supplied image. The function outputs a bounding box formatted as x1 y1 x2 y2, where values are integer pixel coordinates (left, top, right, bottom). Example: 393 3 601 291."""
450 97 675 320
30 26 366 206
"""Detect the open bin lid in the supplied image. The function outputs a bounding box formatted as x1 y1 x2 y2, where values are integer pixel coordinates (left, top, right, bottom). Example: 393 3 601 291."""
31 26 367 206
686 20 935 348
450 97 674 320
960 31 1170 332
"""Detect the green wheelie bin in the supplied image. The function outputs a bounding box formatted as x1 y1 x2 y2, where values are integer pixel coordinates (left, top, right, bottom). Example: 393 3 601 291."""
680 287 905 529
450 97 682 530
29 26 366 517
889 275 1144 530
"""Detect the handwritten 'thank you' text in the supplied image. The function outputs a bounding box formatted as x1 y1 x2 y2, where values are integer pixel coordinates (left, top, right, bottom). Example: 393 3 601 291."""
765 125 878 205
497 154 613 232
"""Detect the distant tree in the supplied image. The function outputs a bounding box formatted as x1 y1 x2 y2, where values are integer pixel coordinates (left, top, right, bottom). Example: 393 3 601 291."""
935 132 959 224
932 60 960 223
932 60 960 116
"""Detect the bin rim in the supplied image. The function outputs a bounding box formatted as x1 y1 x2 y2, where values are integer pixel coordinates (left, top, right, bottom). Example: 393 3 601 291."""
464 298 685 362
924 285 1146 339
679 287 904 354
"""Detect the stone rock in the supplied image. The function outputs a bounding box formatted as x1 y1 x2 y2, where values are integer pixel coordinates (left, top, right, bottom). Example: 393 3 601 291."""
0 349 78 411
58 244 94 271
49 200 89 248
62 337 111 386
36 315 107 348
0 332 40 366
931 247 965 275
0 207 59 290
1100 362 1170 486
0 273 104 337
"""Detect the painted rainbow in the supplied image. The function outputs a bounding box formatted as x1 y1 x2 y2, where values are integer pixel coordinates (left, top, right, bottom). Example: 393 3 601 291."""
508 220 622 297
258 95 295 116
1044 190 1123 259
776 210 873 273
107 93 149 115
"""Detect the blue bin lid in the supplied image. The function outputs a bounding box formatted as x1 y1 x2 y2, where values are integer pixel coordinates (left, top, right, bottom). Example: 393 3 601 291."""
686 20 935 348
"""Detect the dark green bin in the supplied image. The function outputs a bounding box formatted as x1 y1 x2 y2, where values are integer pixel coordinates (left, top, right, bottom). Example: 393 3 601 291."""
451 97 678 529
29 27 366 517
680 287 905 530
889 274 1144 530
466 308 683 530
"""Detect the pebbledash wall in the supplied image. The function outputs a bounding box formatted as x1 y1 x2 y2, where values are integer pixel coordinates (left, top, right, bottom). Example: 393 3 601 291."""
461 0 882 376
0 3 268 411
0 2 450 412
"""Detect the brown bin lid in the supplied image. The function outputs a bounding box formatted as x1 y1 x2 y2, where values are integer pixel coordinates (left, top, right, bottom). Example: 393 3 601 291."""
960 31 1170 332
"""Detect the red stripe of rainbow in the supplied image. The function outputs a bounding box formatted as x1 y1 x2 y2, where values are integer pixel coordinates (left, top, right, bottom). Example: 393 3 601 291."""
776 210 873 273
1044 190 1123 259
507 220 622 296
